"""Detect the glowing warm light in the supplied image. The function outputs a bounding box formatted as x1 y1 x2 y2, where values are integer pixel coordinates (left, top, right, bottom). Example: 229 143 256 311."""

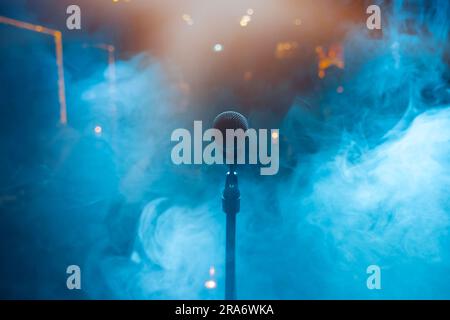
316 44 344 79
209 266 216 277
294 18 302 26
337 86 344 93
275 41 298 59
204 280 217 289
213 43 223 52
94 125 102 134
272 131 279 140
182 14 194 26
240 15 251 27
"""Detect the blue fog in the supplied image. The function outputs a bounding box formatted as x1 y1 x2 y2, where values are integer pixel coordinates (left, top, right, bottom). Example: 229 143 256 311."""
0 0 449 299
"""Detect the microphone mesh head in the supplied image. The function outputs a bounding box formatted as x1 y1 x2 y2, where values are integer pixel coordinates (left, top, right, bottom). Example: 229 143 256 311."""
213 111 248 135
212 111 249 167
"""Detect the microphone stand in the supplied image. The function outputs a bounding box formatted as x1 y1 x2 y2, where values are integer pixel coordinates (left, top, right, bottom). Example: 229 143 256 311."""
222 165 240 300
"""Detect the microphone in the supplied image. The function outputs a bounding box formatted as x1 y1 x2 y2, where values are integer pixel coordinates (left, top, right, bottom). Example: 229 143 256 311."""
213 111 249 171
212 111 248 300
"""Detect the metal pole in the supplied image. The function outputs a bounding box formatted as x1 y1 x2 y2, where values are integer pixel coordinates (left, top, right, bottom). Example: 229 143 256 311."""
222 169 240 300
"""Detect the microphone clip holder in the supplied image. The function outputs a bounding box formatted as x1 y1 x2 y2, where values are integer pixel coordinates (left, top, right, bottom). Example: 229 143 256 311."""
222 170 240 214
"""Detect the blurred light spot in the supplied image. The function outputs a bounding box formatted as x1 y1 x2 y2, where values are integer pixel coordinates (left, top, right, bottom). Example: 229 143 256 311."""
94 125 102 135
316 44 344 78
247 8 254 15
243 71 253 81
275 41 298 59
272 131 279 140
182 14 194 26
204 280 217 289
337 86 344 93
240 15 251 27
213 44 223 52
130 251 141 263
318 70 325 78
209 266 216 276
294 18 302 26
